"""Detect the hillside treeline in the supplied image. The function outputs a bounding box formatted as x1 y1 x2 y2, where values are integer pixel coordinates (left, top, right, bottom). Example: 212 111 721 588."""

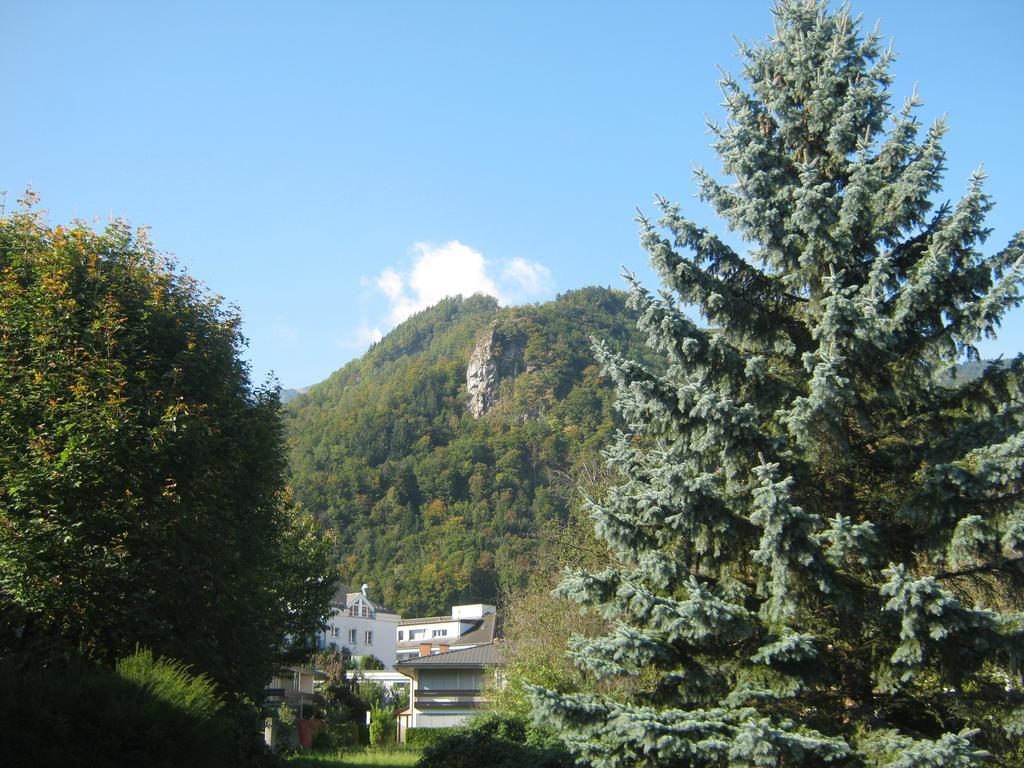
284 287 647 615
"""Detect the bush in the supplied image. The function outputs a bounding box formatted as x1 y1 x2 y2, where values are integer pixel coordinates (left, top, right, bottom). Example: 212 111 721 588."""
358 654 385 670
0 648 253 768
276 701 298 753
405 726 461 747
116 648 224 721
369 718 386 746
312 720 365 751
414 714 571 768
369 705 393 746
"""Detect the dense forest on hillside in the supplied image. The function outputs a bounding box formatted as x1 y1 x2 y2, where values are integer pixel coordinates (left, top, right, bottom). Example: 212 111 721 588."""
284 287 648 615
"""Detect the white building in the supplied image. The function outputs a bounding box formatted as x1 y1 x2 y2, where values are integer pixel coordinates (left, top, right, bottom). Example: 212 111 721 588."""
318 584 401 669
395 603 497 662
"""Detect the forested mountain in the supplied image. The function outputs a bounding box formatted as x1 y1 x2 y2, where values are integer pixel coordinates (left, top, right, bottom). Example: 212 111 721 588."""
280 387 309 404
284 287 645 615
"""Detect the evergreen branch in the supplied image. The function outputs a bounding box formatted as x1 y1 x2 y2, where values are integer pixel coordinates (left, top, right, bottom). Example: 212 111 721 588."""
933 554 1024 582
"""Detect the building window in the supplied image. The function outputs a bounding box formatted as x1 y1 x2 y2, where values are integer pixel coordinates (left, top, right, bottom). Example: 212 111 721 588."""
432 629 448 637
365 631 373 645
361 605 370 618
398 630 404 641
331 627 339 638
349 605 358 617
348 629 357 644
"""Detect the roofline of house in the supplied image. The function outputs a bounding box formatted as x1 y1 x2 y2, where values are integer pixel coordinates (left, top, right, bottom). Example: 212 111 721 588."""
394 642 504 669
276 666 328 678
398 615 455 625
395 641 476 650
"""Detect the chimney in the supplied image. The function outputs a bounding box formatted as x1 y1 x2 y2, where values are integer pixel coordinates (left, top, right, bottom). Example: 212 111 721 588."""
418 643 431 657
438 644 449 654
361 583 369 598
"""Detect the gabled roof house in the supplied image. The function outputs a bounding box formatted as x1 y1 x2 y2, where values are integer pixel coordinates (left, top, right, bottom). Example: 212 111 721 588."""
318 583 401 669
395 642 505 740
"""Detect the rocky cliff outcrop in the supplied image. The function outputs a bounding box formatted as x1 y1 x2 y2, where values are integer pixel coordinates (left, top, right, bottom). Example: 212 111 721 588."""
466 324 527 417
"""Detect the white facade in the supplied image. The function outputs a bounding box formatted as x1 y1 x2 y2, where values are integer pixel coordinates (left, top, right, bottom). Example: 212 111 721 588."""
452 604 492 621
318 585 401 669
399 619 462 644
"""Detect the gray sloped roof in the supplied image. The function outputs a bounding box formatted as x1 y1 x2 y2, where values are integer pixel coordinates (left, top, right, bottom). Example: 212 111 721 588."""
396 613 498 650
329 584 355 606
395 642 505 668
455 613 498 645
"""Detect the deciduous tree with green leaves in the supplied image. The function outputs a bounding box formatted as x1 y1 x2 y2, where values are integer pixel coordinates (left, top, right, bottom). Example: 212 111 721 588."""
0 192 336 700
531 2 1024 765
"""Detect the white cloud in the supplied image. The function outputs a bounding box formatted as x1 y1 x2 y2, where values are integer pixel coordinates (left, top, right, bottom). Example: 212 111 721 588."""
364 240 555 336
376 241 501 325
340 323 384 349
376 268 405 301
502 257 553 298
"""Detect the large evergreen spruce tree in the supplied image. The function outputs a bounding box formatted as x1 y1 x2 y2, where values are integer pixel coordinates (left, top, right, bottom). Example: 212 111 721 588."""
531 2 1024 765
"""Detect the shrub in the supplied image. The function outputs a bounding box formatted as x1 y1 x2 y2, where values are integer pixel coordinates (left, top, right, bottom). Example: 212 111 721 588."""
0 649 245 768
312 719 365 751
358 654 385 670
369 718 387 746
116 647 224 721
369 705 395 745
276 701 298 753
405 726 461 747
414 714 571 768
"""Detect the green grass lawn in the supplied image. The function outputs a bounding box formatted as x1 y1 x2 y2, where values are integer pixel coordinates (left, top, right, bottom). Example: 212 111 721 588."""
285 748 421 768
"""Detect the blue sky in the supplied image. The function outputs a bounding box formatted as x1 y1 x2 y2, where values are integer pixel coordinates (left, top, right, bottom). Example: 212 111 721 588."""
3 1 1022 388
